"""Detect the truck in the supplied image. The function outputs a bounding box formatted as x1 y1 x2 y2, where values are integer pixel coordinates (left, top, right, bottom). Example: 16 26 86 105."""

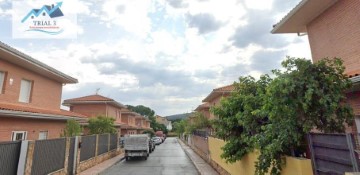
124 134 150 161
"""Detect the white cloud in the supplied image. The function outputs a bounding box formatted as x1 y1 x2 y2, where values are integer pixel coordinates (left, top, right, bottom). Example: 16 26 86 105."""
244 0 273 10
101 0 153 38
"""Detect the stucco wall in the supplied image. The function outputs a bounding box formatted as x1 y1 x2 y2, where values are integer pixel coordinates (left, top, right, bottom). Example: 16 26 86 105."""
208 137 313 175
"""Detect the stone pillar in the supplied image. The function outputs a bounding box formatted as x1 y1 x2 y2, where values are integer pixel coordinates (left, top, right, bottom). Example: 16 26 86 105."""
24 141 35 175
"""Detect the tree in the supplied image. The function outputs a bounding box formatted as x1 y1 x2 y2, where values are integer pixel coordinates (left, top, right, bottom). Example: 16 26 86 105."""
88 116 117 134
255 57 353 175
173 119 186 137
126 105 155 117
211 57 353 175
211 75 271 163
191 112 212 129
62 119 82 137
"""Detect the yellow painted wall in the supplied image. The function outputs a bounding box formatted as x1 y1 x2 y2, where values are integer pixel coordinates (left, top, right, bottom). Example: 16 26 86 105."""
208 137 313 175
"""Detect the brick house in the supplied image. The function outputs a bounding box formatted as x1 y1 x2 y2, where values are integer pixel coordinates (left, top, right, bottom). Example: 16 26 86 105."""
63 94 151 135
196 84 234 120
271 0 360 135
0 42 86 141
155 115 172 131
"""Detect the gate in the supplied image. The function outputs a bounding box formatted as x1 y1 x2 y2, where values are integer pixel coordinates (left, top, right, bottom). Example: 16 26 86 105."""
67 137 76 175
0 141 21 175
308 133 360 175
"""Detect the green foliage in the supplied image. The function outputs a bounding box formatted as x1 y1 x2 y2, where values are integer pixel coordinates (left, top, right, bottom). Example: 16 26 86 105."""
88 116 117 134
211 57 354 175
126 105 155 117
255 57 353 175
142 129 155 137
173 119 187 137
191 112 212 129
62 119 82 137
211 75 271 163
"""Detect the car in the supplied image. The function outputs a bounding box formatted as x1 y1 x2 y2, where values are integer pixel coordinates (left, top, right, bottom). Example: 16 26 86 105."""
151 137 162 145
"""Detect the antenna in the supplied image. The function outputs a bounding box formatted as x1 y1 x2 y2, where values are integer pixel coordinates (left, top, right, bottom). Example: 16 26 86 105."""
95 88 100 95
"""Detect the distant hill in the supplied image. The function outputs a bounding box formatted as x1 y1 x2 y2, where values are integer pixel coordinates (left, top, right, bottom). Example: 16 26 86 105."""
165 113 193 121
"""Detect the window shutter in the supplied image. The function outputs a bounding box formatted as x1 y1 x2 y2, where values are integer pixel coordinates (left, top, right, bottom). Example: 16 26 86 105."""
0 72 4 93
19 79 32 103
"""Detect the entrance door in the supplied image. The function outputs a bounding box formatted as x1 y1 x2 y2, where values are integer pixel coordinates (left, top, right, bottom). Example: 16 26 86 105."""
11 131 27 141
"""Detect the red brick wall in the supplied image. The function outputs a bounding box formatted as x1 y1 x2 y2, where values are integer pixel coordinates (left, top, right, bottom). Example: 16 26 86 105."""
70 104 106 117
0 116 66 141
0 59 63 110
307 0 360 75
347 91 360 115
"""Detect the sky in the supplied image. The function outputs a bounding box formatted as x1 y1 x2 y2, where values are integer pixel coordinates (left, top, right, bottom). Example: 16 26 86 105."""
0 0 311 116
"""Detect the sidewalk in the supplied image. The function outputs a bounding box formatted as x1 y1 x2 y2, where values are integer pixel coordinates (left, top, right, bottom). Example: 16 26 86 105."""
178 139 219 175
78 153 125 175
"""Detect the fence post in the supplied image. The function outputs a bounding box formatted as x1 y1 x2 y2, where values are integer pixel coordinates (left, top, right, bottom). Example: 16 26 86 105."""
75 136 81 174
24 141 35 175
346 133 359 172
95 134 99 157
17 140 29 175
108 134 111 152
307 134 317 175
63 138 70 174
73 136 79 175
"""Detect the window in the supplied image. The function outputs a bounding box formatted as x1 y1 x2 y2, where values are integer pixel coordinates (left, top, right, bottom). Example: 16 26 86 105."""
19 79 32 103
11 131 27 141
0 71 5 94
38 131 48 140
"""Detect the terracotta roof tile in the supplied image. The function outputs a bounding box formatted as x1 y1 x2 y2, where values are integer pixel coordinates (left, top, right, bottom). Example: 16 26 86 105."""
0 102 87 118
195 103 210 111
64 94 114 102
213 84 235 91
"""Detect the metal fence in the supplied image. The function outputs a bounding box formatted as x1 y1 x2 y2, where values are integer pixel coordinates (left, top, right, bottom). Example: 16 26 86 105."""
80 135 96 162
308 133 360 175
98 134 109 155
31 138 66 175
193 130 209 138
110 134 117 150
0 141 21 175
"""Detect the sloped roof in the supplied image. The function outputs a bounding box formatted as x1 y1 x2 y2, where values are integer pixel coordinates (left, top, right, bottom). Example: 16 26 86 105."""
202 84 235 102
195 103 210 111
271 0 338 34
64 94 113 102
0 102 87 120
63 94 126 109
0 41 77 84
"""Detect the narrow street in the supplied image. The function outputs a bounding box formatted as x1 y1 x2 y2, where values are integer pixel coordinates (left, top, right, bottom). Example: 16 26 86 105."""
101 137 199 175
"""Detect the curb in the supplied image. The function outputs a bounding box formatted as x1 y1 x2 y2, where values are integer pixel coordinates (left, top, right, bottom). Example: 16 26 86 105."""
177 138 202 175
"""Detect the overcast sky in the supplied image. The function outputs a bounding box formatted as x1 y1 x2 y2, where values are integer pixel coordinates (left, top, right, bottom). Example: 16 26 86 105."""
0 0 311 116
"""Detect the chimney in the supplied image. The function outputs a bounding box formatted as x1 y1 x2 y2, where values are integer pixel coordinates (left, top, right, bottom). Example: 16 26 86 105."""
52 4 54 9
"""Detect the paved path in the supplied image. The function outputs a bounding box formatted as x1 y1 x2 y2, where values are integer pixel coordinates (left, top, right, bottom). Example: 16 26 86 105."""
101 137 199 175
178 139 219 175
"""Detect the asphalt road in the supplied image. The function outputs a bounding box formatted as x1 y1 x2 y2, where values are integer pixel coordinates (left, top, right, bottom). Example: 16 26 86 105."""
101 137 199 175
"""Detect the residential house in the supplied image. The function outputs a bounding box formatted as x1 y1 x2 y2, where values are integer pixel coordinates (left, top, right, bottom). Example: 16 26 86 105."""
155 115 172 131
63 94 126 134
63 95 151 135
0 42 86 141
271 0 360 135
121 108 151 135
199 84 234 120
